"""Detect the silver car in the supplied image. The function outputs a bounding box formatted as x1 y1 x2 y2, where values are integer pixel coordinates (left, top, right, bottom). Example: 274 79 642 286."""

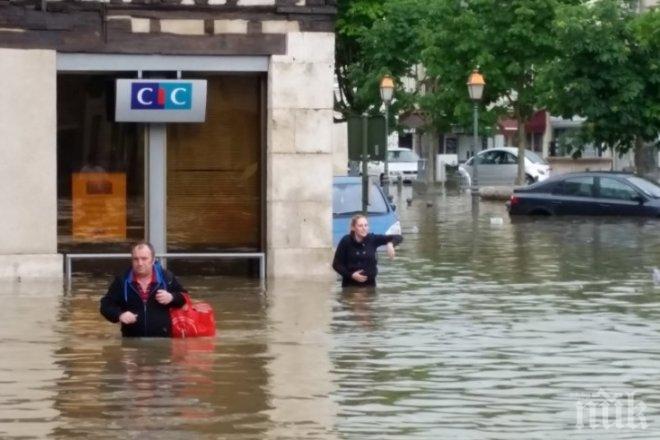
459 147 551 186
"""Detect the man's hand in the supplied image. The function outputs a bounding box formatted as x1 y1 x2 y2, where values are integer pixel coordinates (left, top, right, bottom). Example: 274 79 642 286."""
155 289 173 305
119 311 137 324
386 242 396 259
351 270 368 283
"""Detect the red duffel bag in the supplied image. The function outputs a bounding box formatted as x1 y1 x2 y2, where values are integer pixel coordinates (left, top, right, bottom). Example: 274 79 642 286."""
170 293 216 338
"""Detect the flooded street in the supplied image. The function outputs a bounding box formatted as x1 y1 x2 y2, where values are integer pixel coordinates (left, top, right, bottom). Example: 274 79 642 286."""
3 187 660 439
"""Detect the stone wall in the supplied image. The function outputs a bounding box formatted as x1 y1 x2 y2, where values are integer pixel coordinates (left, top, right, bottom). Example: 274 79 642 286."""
547 157 613 175
267 32 335 279
0 49 62 281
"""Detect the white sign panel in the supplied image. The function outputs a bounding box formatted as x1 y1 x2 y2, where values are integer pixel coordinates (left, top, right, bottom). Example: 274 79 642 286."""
115 79 207 123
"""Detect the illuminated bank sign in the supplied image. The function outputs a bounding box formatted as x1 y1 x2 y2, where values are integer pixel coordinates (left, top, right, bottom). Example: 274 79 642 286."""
131 83 192 110
116 79 207 122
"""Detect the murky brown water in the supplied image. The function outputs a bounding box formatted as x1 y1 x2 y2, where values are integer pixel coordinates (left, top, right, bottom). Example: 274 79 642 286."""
2 186 660 439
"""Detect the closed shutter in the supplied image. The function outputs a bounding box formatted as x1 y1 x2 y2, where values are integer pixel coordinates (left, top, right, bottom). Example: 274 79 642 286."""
167 75 262 251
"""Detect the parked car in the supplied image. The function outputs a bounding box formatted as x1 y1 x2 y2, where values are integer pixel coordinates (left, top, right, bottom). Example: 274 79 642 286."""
333 176 401 246
506 172 660 216
459 147 551 186
367 147 420 183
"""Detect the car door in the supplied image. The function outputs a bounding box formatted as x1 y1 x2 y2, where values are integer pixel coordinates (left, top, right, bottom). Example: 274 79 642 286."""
595 177 648 216
500 151 519 185
551 176 599 215
474 150 499 185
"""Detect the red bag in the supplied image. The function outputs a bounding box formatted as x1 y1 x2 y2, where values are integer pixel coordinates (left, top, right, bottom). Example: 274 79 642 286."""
170 293 216 338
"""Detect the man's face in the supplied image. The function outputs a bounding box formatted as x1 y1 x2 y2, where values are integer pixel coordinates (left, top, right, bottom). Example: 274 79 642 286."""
131 245 154 277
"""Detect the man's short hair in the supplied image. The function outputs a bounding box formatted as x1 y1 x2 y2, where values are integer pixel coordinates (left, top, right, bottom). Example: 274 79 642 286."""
131 241 155 259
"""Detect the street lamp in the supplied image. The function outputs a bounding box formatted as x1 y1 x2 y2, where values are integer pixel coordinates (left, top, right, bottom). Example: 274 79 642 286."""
380 75 395 197
467 68 485 200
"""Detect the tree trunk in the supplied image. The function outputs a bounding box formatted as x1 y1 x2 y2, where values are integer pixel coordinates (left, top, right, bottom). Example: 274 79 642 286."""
633 137 657 178
426 131 436 184
516 117 527 185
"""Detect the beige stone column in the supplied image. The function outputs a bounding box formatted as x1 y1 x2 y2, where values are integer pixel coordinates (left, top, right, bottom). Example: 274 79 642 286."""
0 49 61 282
267 33 336 279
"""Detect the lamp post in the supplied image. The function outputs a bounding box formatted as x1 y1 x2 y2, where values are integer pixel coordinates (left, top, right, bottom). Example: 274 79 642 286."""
467 68 485 200
380 75 394 197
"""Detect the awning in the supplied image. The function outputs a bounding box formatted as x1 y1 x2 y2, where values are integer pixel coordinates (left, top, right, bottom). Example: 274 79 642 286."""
498 110 547 134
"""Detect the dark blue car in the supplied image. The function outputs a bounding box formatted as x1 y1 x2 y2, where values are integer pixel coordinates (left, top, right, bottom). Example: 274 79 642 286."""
507 172 660 217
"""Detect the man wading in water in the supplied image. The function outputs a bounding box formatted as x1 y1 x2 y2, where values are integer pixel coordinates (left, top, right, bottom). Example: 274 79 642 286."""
100 241 186 337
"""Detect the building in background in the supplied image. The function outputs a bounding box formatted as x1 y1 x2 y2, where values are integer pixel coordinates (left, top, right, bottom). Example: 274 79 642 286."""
0 0 337 282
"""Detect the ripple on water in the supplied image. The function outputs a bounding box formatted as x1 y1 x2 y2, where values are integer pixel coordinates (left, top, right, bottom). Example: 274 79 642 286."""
2 191 660 439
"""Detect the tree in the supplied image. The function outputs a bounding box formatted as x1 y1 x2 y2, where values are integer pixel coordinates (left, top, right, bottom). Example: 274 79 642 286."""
540 0 660 174
335 0 386 120
334 0 424 123
419 0 579 184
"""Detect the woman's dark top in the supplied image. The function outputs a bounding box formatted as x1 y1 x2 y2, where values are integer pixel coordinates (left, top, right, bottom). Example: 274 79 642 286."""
332 233 403 287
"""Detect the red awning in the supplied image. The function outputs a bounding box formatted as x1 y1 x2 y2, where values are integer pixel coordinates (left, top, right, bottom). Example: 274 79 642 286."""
526 110 547 134
498 110 547 134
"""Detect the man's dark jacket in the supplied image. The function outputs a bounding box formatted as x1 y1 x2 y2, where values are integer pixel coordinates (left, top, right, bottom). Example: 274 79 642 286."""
100 265 186 337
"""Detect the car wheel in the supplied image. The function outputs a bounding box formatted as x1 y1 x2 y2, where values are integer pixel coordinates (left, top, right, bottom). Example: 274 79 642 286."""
525 174 535 185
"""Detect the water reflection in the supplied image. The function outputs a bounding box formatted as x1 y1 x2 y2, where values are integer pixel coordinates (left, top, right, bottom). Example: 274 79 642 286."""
1 189 660 438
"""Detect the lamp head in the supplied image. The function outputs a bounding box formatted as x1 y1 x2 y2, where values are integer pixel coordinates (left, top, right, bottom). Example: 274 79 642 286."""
467 69 485 101
380 75 395 103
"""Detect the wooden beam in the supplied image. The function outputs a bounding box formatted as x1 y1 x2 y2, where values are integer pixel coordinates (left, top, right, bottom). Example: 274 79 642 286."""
0 27 286 55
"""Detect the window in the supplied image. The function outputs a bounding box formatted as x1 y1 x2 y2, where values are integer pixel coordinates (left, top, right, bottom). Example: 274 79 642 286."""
502 152 518 164
478 151 499 165
558 176 595 197
333 183 388 215
624 176 660 198
388 149 419 163
524 150 548 165
57 74 145 253
598 177 639 201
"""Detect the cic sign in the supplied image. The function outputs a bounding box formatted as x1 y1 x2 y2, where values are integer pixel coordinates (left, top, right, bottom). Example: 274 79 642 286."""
115 79 207 123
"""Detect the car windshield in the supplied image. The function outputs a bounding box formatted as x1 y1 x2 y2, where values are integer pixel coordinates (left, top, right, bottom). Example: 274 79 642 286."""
624 175 660 198
523 150 548 165
333 182 389 215
388 149 419 163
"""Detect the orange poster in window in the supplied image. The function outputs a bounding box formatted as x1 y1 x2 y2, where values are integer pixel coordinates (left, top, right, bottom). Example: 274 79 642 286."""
72 172 127 240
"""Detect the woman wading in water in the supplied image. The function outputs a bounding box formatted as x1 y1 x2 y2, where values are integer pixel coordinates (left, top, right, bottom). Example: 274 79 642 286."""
332 214 403 287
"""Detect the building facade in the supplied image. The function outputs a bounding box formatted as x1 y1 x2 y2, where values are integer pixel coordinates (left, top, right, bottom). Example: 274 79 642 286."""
0 0 336 282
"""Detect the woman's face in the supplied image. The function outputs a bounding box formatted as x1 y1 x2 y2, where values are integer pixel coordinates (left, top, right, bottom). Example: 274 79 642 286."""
352 217 369 240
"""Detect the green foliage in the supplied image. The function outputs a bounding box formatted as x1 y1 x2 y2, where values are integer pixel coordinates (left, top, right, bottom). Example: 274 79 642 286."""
540 0 660 154
335 0 385 118
334 0 424 122
419 0 576 138
335 0 659 159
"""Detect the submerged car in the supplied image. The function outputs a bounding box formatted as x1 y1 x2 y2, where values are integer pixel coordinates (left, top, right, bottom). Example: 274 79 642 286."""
367 147 420 183
460 147 551 186
506 172 660 216
333 176 401 246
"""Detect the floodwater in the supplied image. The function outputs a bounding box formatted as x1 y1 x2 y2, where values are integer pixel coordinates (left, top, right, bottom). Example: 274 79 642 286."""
2 186 660 439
